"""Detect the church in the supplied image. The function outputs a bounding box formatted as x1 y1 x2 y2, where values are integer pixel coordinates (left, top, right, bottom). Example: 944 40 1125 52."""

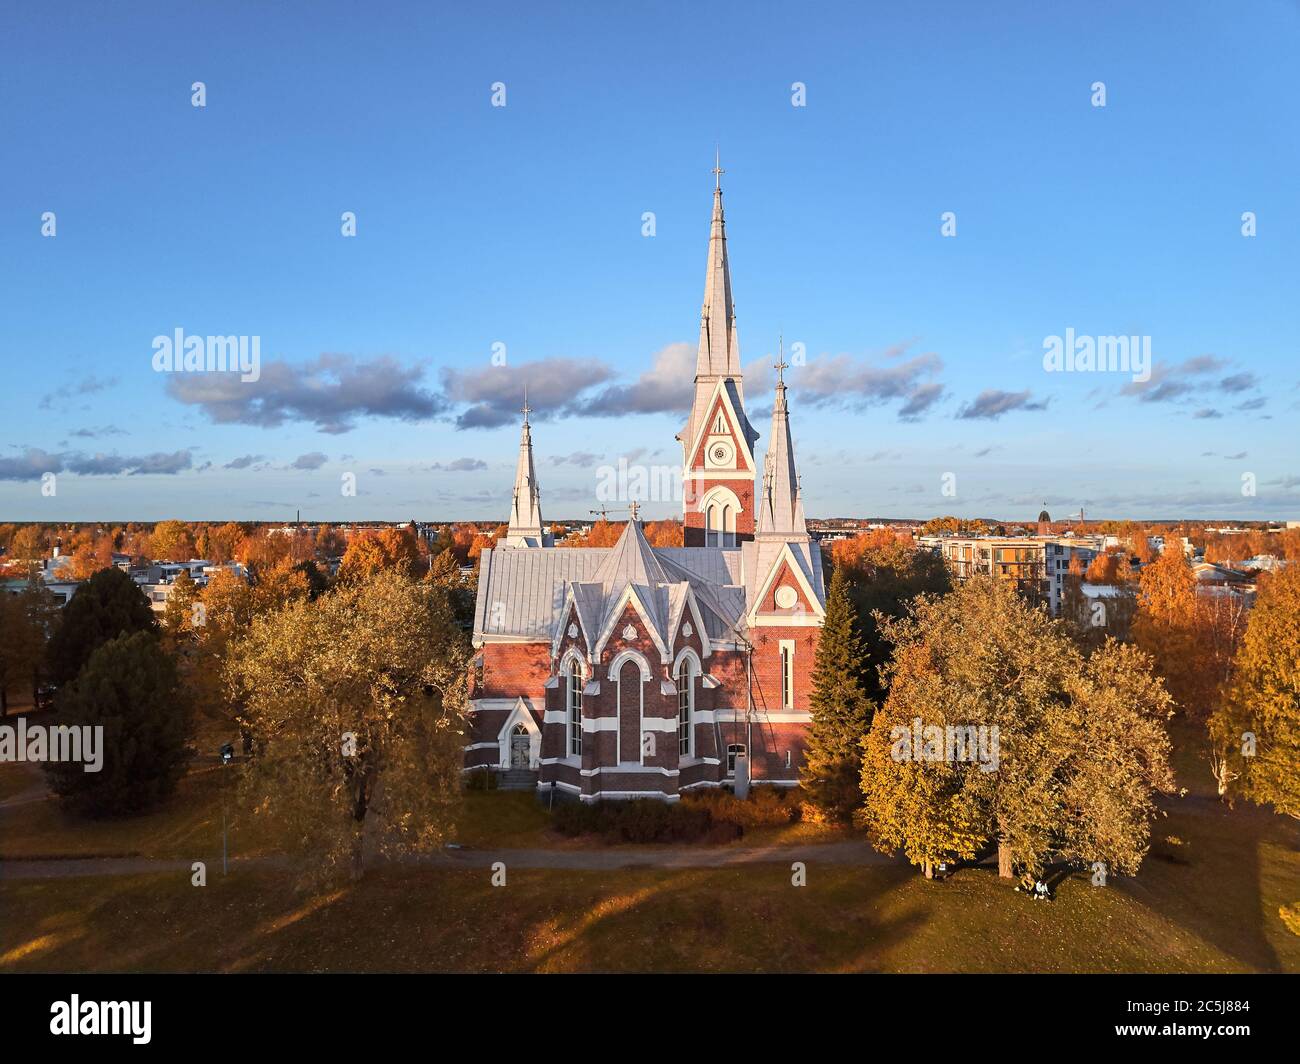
466 167 826 801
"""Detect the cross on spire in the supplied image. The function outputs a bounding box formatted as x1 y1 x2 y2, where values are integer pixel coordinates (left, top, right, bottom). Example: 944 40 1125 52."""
774 335 789 384
712 147 724 190
521 384 531 425
629 499 640 522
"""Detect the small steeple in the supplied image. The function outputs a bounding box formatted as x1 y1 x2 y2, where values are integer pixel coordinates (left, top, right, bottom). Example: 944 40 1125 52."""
756 340 807 540
504 390 549 547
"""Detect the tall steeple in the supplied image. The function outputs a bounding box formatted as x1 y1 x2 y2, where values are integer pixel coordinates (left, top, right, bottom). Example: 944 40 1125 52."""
756 345 808 540
679 155 759 547
504 391 550 548
696 148 741 380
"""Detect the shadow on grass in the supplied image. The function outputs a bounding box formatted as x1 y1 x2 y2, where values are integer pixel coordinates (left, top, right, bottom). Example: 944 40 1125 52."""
1122 795 1296 973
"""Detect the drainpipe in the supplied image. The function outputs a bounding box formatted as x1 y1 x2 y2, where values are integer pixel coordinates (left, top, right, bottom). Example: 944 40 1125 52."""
746 642 753 785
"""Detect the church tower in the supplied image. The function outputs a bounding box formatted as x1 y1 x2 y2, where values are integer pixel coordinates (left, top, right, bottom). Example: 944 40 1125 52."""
502 395 552 548
678 155 759 547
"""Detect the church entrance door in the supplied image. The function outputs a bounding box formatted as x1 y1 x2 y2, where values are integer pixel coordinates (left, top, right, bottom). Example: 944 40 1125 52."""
510 726 530 769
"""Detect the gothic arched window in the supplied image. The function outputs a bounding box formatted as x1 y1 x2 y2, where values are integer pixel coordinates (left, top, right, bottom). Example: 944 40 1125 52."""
566 657 583 756
705 503 720 547
675 656 695 757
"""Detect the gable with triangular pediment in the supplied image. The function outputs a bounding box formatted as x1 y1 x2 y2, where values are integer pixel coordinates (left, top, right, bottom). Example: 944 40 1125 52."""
687 382 755 475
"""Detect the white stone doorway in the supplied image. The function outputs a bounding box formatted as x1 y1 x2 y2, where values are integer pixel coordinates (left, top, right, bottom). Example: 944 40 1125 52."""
509 724 531 769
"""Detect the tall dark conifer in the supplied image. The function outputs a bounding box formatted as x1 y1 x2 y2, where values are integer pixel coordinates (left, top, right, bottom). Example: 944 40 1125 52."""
801 567 873 820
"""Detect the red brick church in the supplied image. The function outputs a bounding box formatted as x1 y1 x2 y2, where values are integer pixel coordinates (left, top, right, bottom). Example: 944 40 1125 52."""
466 167 826 800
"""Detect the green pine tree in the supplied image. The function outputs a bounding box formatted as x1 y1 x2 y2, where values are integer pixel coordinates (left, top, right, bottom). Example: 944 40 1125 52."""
47 566 156 688
44 630 192 817
801 567 873 821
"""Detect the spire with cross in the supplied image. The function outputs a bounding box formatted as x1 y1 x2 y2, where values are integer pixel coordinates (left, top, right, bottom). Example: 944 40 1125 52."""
521 384 531 426
713 146 724 190
757 333 806 540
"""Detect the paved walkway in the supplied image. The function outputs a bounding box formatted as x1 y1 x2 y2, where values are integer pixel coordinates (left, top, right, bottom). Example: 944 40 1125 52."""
0 841 896 880
422 840 893 870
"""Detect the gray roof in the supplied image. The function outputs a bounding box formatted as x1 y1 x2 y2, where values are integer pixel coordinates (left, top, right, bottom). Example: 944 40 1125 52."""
473 531 748 646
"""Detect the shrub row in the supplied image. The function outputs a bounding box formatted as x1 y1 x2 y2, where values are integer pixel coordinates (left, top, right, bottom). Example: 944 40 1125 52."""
682 785 803 829
551 786 803 843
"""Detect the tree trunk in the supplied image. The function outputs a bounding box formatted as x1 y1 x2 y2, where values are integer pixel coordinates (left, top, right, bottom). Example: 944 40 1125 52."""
997 841 1013 879
923 859 934 880
350 830 366 881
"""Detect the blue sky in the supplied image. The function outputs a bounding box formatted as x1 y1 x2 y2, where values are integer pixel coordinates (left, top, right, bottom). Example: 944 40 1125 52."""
2 0 1297 523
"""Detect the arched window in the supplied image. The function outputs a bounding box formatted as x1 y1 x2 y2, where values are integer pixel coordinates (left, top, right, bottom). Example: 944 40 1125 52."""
614 657 644 765
702 487 741 549
566 657 583 757
780 640 795 710
675 656 695 757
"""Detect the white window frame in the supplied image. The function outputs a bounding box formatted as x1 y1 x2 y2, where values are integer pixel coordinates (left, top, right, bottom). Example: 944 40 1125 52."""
779 639 795 710
676 658 694 757
566 658 583 756
727 743 746 776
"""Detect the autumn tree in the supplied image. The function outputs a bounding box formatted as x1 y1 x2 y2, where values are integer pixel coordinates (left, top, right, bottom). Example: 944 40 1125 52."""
0 573 55 714
314 523 346 559
150 520 196 561
293 559 330 599
828 530 950 703
378 526 421 574
67 533 115 581
1210 566 1300 818
43 630 192 817
860 576 1174 883
1055 641 1176 876
206 522 244 565
643 520 683 547
336 528 420 582
425 548 460 587
228 571 470 881
800 568 874 821
1084 549 1128 584
1131 545 1200 714
9 524 46 562
161 570 200 650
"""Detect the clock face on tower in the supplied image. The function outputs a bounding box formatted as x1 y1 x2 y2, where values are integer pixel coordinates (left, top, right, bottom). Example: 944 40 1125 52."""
706 438 734 469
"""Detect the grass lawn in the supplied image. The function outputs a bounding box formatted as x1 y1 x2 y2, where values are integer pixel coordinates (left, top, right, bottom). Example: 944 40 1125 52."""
2 782 1296 973
0 761 42 803
3 846 1294 973
0 765 282 862
0 768 847 859
2 715 1296 973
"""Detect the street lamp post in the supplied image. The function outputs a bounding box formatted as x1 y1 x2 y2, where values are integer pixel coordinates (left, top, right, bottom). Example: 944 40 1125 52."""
219 742 234 876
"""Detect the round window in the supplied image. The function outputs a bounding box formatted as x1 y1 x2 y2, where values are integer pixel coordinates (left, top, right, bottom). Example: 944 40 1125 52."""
775 585 798 609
